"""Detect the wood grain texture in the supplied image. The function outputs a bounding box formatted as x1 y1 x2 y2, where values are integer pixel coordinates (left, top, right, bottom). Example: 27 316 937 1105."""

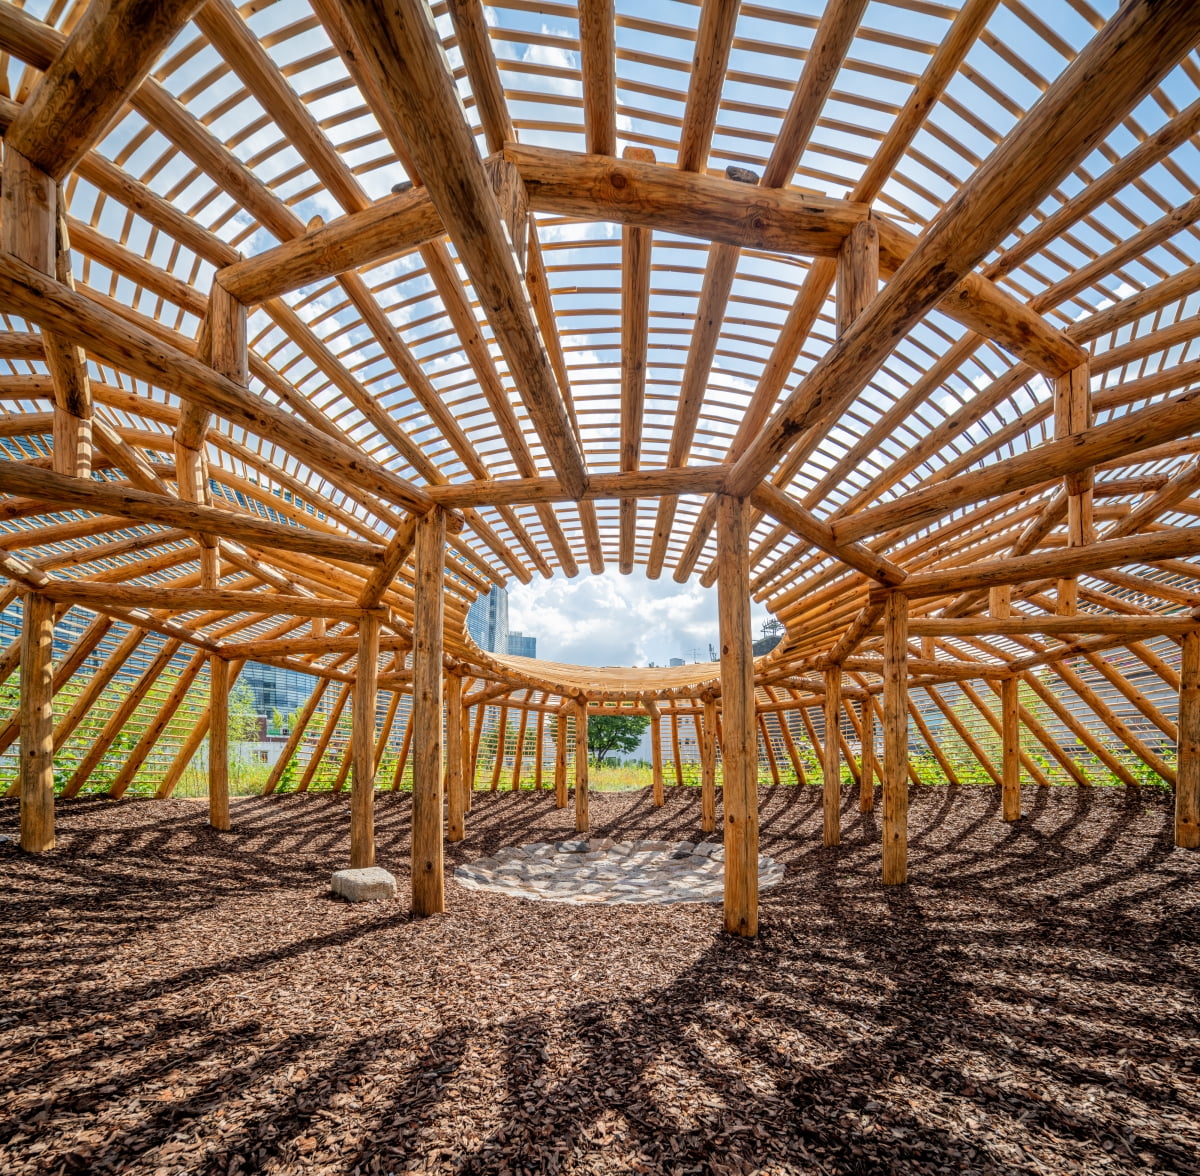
718 496 758 936
351 612 380 868
882 592 908 885
18 593 55 852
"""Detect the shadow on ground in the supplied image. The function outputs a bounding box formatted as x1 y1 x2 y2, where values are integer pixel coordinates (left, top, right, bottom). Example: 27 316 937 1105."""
0 783 1196 1175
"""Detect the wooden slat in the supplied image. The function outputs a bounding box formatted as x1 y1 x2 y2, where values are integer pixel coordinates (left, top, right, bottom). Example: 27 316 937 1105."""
724 0 1200 501
339 0 588 499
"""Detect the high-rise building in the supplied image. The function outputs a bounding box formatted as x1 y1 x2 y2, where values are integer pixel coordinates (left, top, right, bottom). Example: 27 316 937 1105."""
465 586 509 654
507 631 536 658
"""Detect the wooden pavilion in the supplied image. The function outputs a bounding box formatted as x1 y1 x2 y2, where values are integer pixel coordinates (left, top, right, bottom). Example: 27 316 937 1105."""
2 0 1199 937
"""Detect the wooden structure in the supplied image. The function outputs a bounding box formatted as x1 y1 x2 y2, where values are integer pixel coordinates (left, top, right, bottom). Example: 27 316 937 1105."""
1 0 1199 934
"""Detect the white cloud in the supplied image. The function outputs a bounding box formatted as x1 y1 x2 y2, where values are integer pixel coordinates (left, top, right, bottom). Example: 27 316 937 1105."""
508 568 771 668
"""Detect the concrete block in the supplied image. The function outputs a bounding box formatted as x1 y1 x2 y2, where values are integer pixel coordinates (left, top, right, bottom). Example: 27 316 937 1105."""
330 866 396 902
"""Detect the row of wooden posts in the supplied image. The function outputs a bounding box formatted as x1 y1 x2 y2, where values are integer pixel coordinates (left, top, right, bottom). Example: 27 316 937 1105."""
16 583 1200 938
18 503 1195 938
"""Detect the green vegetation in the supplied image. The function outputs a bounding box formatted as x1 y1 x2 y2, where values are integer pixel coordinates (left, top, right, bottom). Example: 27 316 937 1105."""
0 654 1175 798
586 714 651 767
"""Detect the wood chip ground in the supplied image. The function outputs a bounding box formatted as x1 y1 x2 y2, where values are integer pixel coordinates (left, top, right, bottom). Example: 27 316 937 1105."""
1 785 1197 1175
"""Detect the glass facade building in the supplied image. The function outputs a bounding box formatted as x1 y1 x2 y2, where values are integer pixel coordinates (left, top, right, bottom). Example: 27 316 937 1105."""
465 586 509 654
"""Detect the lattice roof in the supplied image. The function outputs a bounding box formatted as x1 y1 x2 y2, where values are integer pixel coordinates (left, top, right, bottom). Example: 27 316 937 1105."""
1 0 1199 718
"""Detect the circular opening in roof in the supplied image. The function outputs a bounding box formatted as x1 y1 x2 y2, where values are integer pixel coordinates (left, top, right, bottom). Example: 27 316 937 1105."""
481 569 776 668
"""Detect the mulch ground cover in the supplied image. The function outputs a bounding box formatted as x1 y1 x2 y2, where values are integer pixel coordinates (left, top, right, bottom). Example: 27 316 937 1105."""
1 783 1197 1176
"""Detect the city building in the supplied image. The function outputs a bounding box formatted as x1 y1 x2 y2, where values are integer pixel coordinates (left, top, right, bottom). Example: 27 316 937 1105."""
465 586 509 655
506 628 535 657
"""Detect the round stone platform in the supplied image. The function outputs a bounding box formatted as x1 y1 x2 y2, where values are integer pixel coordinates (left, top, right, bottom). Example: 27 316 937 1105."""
453 837 785 905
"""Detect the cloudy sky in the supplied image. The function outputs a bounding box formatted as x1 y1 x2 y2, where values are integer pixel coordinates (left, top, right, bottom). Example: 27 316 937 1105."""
507 570 773 668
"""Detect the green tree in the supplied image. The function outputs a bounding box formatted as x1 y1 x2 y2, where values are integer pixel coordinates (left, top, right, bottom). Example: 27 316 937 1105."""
587 714 650 767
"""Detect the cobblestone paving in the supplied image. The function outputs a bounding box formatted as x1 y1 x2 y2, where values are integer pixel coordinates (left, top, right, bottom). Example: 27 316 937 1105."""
453 836 785 904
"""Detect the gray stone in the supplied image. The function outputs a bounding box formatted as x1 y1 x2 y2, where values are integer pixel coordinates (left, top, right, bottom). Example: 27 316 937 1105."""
330 867 396 902
451 839 783 906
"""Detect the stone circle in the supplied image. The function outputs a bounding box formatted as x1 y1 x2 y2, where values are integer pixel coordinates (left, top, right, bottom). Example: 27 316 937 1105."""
453 838 785 905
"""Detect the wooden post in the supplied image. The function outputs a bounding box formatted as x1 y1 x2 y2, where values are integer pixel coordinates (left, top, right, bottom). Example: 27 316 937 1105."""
18 593 55 853
469 704 486 807
836 218 879 335
461 699 473 815
670 707 684 787
490 706 507 791
1178 631 1200 849
1001 676 1021 822
643 697 664 806
534 707 545 789
554 709 568 808
717 495 758 937
823 666 841 846
209 654 230 832
701 694 718 834
574 698 589 833
510 704 529 790
860 695 875 811
351 612 380 866
411 508 446 916
446 673 464 843
882 590 908 885
1054 361 1091 615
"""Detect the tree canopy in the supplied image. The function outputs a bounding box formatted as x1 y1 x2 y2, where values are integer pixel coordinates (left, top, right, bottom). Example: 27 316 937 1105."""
587 714 651 767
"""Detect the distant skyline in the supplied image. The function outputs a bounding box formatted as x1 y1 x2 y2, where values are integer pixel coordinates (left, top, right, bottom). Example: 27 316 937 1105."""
506 569 772 669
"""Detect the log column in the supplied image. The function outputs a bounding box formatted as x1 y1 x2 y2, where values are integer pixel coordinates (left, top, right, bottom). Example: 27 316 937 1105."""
859 696 875 812
446 673 465 842
19 592 55 853
461 696 473 816
701 694 718 834
1000 678 1021 820
209 654 230 832
837 219 880 830
823 667 842 846
574 697 589 833
644 696 664 806
554 707 568 808
411 508 446 915
1054 361 1092 615
2 152 92 477
717 495 758 936
1178 631 1200 849
990 585 1021 821
836 218 880 335
351 611 380 867
882 590 908 885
